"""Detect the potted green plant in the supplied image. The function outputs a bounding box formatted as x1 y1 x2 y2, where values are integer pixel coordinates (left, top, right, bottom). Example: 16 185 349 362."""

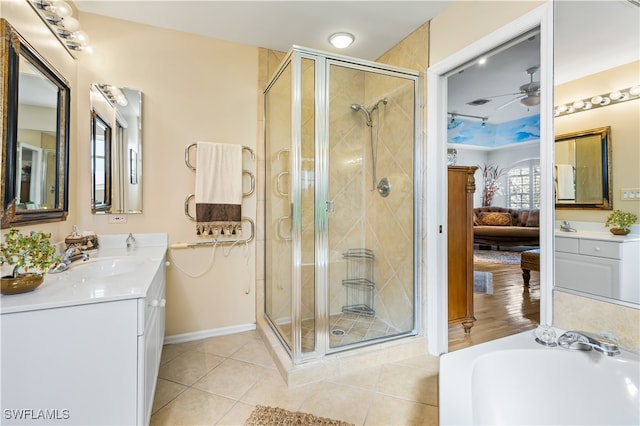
0 228 59 295
604 210 638 235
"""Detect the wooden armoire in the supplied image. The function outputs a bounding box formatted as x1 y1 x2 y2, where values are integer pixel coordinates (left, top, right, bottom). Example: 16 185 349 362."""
447 166 477 334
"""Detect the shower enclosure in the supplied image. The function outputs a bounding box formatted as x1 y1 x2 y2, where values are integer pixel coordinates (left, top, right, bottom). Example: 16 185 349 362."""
264 46 420 364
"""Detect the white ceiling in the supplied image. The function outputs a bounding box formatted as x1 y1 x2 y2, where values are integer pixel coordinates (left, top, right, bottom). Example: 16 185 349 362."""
74 1 451 61
72 0 640 125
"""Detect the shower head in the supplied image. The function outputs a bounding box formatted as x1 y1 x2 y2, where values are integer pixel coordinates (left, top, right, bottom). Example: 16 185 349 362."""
351 103 372 125
351 97 388 126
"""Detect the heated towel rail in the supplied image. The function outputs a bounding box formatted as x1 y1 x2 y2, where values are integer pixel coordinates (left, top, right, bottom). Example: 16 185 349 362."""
174 143 256 249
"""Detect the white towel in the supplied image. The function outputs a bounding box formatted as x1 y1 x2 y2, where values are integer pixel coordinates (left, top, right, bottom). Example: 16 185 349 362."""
556 164 575 200
195 142 243 236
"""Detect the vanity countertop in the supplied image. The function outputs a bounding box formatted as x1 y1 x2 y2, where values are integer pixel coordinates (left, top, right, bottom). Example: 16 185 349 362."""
555 229 640 242
0 233 167 315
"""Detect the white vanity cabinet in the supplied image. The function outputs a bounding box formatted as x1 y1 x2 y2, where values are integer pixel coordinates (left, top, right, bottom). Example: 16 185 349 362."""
555 233 639 304
0 234 167 426
140 262 166 425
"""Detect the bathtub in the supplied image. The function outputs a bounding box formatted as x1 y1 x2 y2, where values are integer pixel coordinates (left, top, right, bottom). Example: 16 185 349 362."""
440 330 640 425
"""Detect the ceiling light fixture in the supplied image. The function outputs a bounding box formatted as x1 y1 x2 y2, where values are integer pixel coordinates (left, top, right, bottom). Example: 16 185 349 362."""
28 0 91 56
555 85 639 117
447 112 489 124
520 95 540 107
329 32 354 49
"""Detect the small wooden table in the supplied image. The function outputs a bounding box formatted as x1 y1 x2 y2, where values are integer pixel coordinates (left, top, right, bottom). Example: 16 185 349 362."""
521 248 540 287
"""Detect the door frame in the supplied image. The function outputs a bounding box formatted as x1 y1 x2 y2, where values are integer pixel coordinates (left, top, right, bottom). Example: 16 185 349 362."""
425 3 555 355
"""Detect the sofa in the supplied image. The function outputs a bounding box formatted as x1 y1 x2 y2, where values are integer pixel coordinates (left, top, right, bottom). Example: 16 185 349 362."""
473 207 539 247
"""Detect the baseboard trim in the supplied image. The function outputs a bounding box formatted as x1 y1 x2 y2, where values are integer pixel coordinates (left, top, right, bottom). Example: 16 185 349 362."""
164 323 256 345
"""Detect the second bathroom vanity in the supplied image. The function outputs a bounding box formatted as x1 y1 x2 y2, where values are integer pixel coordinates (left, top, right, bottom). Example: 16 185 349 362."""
0 233 167 425
555 228 639 305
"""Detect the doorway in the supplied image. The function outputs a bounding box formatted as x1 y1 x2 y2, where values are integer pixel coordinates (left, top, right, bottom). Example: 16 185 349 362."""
426 5 555 356
446 31 541 350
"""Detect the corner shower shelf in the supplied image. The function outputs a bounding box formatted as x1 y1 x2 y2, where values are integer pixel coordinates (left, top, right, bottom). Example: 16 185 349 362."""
342 248 375 316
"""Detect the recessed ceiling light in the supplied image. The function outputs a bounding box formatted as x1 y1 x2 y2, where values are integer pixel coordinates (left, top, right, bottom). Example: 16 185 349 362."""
329 32 354 49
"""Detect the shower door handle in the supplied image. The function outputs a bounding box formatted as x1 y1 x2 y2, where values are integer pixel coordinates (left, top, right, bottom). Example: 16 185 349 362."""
275 215 292 241
276 171 289 197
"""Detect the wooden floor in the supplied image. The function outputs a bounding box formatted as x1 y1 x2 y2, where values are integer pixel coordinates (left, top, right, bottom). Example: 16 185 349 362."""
448 254 540 352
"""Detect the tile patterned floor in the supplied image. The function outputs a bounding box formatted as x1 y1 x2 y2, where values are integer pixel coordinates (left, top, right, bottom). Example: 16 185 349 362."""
151 330 439 425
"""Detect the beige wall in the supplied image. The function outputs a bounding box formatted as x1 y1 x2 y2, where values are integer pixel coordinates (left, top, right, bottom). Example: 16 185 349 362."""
76 13 259 337
555 61 640 222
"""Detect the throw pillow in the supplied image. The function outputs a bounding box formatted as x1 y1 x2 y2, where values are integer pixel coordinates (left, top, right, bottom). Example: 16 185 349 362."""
526 210 540 227
479 212 512 226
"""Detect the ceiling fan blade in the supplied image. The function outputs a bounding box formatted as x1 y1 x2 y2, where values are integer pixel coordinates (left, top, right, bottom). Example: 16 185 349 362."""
496 95 525 110
483 92 522 99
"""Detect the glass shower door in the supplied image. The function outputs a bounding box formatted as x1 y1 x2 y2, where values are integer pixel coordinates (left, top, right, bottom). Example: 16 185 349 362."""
326 61 417 349
264 61 293 350
265 55 318 357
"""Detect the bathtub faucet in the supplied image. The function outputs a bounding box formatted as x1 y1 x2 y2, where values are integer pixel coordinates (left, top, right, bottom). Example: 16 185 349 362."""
557 331 620 356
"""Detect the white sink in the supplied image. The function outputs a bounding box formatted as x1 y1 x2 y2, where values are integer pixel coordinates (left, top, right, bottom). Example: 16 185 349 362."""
65 257 143 280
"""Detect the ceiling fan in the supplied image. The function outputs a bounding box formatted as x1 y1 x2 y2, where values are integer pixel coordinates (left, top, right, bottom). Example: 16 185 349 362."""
469 66 541 110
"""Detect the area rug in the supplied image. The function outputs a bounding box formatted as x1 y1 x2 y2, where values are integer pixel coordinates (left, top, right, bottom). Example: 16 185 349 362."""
474 249 522 265
245 405 354 426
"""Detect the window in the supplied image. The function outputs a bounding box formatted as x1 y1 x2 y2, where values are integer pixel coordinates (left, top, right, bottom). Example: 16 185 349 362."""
508 160 540 209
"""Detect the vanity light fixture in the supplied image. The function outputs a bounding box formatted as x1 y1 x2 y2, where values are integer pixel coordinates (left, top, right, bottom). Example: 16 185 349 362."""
97 84 128 107
329 32 355 49
555 85 640 117
28 0 91 56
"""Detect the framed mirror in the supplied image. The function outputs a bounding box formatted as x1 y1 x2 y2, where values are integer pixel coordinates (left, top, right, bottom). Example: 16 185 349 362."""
91 110 112 213
554 126 612 209
1 19 70 228
89 84 142 214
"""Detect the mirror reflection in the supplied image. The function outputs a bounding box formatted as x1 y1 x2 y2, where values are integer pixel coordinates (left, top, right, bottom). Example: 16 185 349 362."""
554 126 611 209
1 18 70 228
554 0 639 309
91 111 112 212
89 84 142 214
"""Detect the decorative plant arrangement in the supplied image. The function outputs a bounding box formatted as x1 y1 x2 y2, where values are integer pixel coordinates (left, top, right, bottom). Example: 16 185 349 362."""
479 163 506 207
0 228 59 295
604 210 638 235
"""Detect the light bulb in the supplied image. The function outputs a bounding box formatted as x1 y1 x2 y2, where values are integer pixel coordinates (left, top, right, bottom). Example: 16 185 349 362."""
591 95 603 104
557 104 568 113
53 1 72 18
61 16 80 31
610 90 622 100
73 30 89 43
572 100 584 109
630 85 640 96
583 101 592 109
600 97 611 105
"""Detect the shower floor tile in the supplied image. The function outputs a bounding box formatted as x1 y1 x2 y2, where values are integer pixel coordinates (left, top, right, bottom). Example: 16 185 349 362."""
275 313 402 352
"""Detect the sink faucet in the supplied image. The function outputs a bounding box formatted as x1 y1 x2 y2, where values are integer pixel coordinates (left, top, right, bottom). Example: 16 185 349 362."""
557 331 620 356
49 248 90 273
560 221 577 232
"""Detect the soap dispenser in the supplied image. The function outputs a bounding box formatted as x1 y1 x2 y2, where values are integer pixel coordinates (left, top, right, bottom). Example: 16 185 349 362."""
126 233 136 251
